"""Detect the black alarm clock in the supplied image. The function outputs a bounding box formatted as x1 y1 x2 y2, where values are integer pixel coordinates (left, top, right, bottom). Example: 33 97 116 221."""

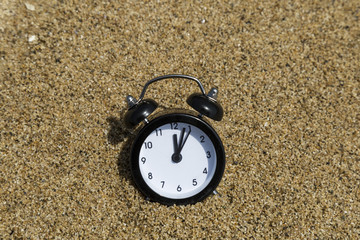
124 74 225 205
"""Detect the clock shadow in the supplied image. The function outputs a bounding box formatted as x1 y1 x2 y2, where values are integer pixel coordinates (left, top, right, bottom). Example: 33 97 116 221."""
106 116 135 183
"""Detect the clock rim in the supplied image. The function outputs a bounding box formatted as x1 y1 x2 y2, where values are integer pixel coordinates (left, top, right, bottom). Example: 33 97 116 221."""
130 112 225 205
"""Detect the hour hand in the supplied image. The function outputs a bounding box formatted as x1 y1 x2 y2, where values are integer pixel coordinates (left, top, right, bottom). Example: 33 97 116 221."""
173 134 179 153
172 134 182 163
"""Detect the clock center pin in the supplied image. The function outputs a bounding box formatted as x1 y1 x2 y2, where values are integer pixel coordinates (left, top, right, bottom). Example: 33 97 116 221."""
171 153 182 163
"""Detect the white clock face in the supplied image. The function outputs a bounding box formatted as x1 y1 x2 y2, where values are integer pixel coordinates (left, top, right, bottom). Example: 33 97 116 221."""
138 122 217 199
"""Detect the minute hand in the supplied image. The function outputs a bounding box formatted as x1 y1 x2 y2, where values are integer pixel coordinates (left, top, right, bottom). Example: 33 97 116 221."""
177 127 191 154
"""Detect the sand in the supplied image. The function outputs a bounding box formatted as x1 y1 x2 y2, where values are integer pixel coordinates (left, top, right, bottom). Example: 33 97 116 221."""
1 0 359 238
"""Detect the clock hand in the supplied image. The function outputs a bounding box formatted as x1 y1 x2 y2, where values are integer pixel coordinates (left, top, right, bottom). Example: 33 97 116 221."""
177 127 191 153
173 134 179 154
172 128 189 163
177 128 186 154
172 133 182 163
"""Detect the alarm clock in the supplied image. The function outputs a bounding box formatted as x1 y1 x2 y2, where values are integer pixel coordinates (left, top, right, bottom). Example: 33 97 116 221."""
124 74 225 205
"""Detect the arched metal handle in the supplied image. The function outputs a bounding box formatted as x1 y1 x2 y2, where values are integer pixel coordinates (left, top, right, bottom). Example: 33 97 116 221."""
137 74 206 102
125 74 223 122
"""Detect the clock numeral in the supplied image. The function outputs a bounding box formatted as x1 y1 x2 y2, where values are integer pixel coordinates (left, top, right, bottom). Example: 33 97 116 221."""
161 181 165 188
177 185 182 192
155 129 162 136
148 172 153 179
192 179 197 186
144 141 153 149
200 135 205 143
206 151 211 158
188 125 191 131
203 168 208 174
141 157 146 164
170 122 178 130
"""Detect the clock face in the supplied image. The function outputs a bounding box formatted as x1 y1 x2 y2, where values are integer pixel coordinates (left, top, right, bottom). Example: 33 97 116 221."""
130 113 225 205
